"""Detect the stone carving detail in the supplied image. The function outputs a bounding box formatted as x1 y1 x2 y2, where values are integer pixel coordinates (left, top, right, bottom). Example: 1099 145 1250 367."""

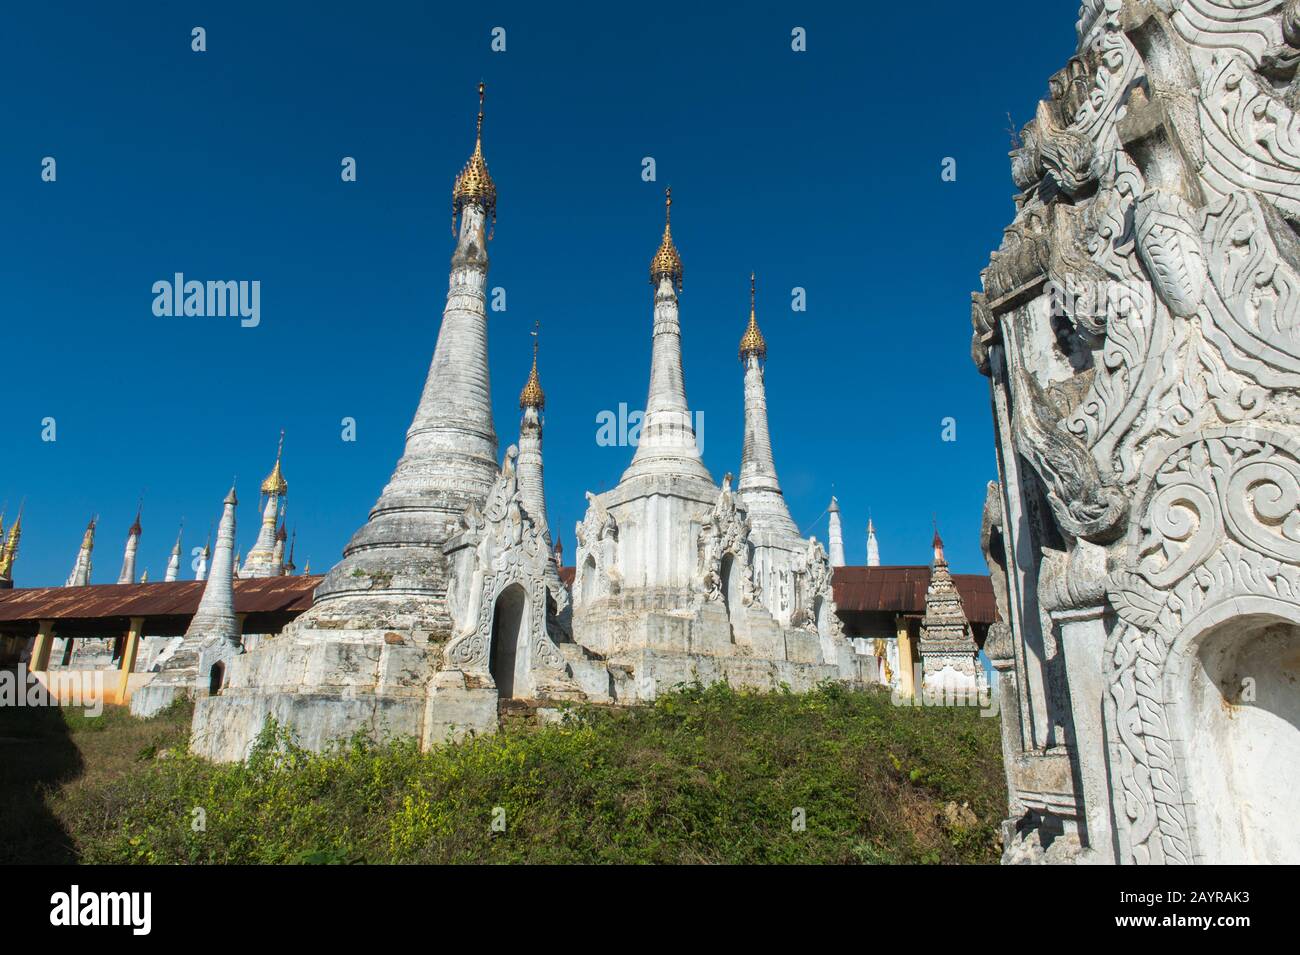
1133 190 1206 318
974 1 1300 864
1200 191 1300 387
1106 427 1300 864
573 490 621 603
1170 0 1292 71
696 474 757 607
980 482 1012 628
1199 57 1300 217
1003 325 1128 542
790 536 843 637
1039 105 1098 198
443 446 569 686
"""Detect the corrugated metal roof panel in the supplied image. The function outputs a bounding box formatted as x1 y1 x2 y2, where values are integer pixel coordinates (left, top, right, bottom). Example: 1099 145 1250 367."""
0 576 323 623
829 566 997 623
1 567 997 628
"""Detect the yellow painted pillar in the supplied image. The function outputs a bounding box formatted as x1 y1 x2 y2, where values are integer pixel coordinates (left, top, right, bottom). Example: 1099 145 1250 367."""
895 614 915 699
30 620 55 671
117 616 145 705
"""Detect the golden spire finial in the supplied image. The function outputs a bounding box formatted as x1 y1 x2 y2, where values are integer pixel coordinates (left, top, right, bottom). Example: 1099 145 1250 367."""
261 430 288 497
453 81 498 237
0 504 19 578
649 186 683 290
519 320 546 410
739 270 767 361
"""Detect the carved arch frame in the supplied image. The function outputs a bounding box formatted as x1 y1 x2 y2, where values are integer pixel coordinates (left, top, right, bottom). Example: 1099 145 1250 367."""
696 491 757 610
1103 424 1300 864
444 560 568 695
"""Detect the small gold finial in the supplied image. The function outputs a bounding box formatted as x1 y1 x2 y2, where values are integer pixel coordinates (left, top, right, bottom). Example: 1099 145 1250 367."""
739 270 767 361
519 320 546 410
261 430 288 497
649 187 683 290
0 508 20 578
453 81 498 237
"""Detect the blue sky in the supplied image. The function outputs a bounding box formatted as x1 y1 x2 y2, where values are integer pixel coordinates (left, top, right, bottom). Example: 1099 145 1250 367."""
0 2 1079 586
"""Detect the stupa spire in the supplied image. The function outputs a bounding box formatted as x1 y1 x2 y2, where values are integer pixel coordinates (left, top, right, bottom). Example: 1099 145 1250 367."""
452 81 497 238
272 515 288 574
623 189 712 484
736 272 797 537
164 521 184 582
867 517 880 567
188 486 240 644
519 321 545 411
738 271 767 361
242 432 288 578
312 82 501 630
132 486 240 717
827 496 846 567
261 430 287 497
918 520 979 691
196 526 211 582
649 187 683 291
66 516 96 587
118 501 143 584
516 322 551 546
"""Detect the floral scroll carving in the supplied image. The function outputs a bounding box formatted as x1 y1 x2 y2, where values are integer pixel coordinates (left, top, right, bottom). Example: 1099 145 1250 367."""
1106 427 1300 864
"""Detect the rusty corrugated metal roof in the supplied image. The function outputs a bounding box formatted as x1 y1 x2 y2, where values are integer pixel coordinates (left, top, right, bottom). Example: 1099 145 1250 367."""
829 566 997 623
556 565 997 624
0 576 322 623
1 565 996 630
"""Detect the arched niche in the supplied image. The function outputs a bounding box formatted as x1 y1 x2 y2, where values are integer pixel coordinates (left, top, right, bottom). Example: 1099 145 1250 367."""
579 555 597 607
490 583 529 699
720 553 738 641
208 661 226 697
1165 598 1300 864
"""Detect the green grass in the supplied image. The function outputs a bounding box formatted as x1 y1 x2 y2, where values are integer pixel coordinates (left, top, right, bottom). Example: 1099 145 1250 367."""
0 682 1006 864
